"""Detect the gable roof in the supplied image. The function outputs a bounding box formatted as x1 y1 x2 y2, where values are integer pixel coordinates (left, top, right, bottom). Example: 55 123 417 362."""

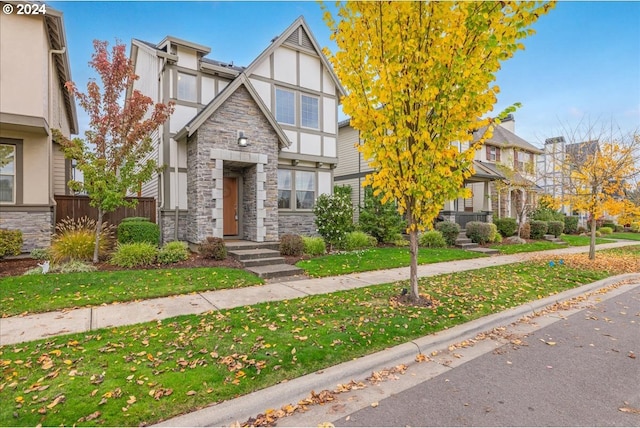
244 16 346 98
474 124 542 154
566 140 599 164
173 73 290 149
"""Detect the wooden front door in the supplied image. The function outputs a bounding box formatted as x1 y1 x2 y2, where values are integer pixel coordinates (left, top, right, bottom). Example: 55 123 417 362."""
223 177 238 235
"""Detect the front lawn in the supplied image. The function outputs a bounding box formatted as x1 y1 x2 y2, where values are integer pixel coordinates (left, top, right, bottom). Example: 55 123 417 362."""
2 248 637 427
608 232 640 241
296 247 486 277
560 235 614 246
490 240 563 254
0 268 263 317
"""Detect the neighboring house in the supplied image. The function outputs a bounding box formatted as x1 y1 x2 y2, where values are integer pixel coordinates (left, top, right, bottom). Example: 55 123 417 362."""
0 1 78 251
335 119 506 228
474 115 543 220
128 17 344 245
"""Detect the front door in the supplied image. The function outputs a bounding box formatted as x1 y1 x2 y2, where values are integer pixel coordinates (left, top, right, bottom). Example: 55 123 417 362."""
223 177 238 235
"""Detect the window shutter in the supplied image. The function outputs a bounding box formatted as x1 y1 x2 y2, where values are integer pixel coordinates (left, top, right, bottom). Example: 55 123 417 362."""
496 148 501 162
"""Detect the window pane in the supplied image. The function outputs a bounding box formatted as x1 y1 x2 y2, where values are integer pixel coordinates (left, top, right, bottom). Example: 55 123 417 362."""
296 171 315 191
0 176 14 203
296 190 314 209
177 72 197 102
301 95 318 129
277 170 292 209
276 88 295 125
0 144 15 174
278 190 291 209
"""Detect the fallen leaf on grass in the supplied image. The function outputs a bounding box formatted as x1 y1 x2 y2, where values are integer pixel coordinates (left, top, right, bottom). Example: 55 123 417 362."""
47 394 65 409
186 390 197 396
77 411 101 423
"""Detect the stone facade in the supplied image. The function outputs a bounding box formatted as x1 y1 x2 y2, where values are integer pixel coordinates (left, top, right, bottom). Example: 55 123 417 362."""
160 210 188 243
278 213 318 237
0 210 53 252
186 86 279 244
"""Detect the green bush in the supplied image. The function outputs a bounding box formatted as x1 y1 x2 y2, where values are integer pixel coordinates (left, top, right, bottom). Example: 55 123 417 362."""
615 225 624 233
602 221 616 230
547 221 564 237
302 236 326 256
598 226 613 235
529 220 548 240
50 217 114 263
435 221 460 246
419 230 446 248
493 217 518 237
630 222 640 233
0 229 23 258
54 261 97 274
488 223 501 243
280 234 304 256
340 231 377 251
314 189 354 249
531 206 565 222
358 186 406 243
157 241 190 264
109 242 158 268
520 222 531 239
117 220 160 245
199 237 227 260
30 248 50 260
577 226 588 234
465 221 493 245
564 216 579 234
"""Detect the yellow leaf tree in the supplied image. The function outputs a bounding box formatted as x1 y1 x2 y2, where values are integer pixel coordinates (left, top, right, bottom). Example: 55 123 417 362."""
323 1 553 301
561 131 640 259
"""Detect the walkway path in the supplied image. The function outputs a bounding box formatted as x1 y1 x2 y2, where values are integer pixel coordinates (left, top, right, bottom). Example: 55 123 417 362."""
1 241 638 346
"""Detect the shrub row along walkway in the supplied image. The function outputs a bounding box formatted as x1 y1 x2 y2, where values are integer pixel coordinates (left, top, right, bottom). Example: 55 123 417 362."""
1 241 638 346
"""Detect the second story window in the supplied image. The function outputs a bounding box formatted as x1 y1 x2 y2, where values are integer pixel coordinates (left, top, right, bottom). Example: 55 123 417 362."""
486 145 500 162
275 88 295 125
177 72 197 103
300 94 319 129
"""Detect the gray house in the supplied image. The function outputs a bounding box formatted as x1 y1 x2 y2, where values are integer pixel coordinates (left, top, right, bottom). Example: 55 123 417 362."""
128 17 344 245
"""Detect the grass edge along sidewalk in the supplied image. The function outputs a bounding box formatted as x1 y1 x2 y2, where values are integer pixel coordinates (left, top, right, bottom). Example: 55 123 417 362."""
0 247 638 427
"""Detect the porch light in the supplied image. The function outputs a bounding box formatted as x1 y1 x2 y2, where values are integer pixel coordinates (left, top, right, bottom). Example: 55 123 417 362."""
237 131 248 147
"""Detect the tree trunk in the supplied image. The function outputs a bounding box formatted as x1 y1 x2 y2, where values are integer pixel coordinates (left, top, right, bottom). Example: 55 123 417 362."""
93 207 103 263
408 228 420 302
589 215 596 260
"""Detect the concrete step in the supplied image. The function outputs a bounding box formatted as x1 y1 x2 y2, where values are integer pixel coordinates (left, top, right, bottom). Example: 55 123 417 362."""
242 257 286 268
466 247 500 255
225 241 280 251
228 248 281 262
246 264 305 279
455 238 473 245
456 242 478 249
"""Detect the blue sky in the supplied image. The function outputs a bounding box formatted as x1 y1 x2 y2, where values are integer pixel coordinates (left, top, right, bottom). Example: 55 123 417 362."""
50 1 640 147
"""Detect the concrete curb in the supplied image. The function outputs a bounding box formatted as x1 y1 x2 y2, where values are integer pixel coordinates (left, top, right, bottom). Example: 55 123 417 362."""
155 273 640 427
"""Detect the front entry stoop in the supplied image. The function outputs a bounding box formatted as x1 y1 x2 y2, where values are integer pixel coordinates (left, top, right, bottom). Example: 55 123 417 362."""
455 230 499 255
226 241 305 280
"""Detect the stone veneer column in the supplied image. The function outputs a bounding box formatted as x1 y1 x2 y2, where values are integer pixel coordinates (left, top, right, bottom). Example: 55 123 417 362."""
256 162 266 242
211 159 224 238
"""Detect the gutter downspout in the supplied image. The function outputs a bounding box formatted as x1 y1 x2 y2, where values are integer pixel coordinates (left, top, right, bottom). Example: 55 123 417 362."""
49 46 66 231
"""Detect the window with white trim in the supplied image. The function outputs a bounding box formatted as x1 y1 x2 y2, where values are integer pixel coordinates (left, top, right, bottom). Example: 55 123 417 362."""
0 144 16 203
177 72 197 102
278 169 316 210
275 88 295 125
277 169 292 209
300 94 319 129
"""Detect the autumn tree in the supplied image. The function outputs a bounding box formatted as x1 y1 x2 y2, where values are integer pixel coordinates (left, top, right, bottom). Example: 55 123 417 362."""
323 1 553 301
551 125 640 259
57 40 173 262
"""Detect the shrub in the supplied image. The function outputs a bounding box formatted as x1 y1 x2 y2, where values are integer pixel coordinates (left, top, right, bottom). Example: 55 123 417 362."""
302 236 326 256
599 226 613 235
117 220 160 245
199 237 227 260
547 221 564 238
577 226 588 234
280 234 304 256
529 220 548 240
419 230 446 248
157 241 190 264
630 222 640 233
615 225 624 233
0 229 23 258
531 206 565 222
602 221 616 230
435 221 460 246
110 242 158 268
30 248 50 260
314 189 354 249
595 230 602 237
494 217 518 237
340 231 377 251
54 261 97 274
488 223 501 243
520 222 531 239
393 238 410 247
564 216 579 234
358 186 406 243
50 217 114 263
466 222 494 245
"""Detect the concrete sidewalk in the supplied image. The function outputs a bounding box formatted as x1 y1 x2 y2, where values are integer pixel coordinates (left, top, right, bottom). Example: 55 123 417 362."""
1 240 638 346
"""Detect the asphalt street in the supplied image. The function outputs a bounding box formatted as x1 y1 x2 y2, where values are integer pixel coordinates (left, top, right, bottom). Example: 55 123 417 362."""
328 286 640 427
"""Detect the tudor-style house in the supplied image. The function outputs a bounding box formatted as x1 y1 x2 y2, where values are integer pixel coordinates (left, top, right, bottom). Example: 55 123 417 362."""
0 1 78 251
128 17 344 245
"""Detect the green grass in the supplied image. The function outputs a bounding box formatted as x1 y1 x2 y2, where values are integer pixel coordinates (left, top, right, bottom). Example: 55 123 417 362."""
608 232 640 241
2 250 633 427
560 235 613 246
491 240 563 254
0 268 263 317
296 247 486 277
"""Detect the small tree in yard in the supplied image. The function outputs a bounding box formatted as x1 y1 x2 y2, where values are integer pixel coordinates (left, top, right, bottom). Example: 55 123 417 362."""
324 1 553 301
56 41 173 262
314 186 354 250
359 186 406 243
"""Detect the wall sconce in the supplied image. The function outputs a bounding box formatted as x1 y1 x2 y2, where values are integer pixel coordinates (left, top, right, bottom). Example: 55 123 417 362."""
291 159 299 166
237 131 248 147
316 162 324 168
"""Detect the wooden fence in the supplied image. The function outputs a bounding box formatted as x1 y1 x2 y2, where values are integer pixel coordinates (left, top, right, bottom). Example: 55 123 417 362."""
54 195 156 227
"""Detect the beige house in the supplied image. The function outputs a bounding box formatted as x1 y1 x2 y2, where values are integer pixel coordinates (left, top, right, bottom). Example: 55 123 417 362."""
0 1 78 251
128 17 344 244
